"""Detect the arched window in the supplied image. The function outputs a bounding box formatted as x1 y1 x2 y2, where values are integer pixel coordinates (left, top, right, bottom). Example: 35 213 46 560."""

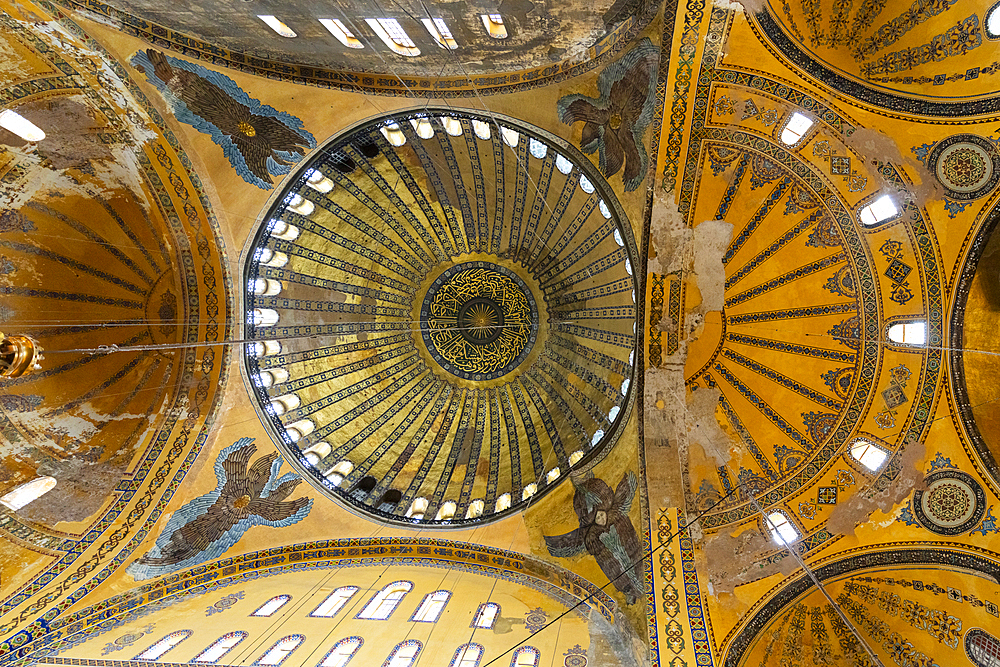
324 460 354 486
421 18 457 49
405 496 428 519
382 641 421 667
285 194 313 217
269 394 300 415
250 308 279 327
887 320 926 345
319 19 363 48
849 438 889 471
0 476 56 511
0 109 45 141
409 117 435 139
989 3 1000 39
251 278 283 297
494 494 511 513
439 117 463 136
472 120 491 140
545 467 561 484
764 510 799 545
192 632 247 663
366 19 420 57
410 590 450 622
858 194 899 226
133 631 192 660
257 15 296 37
501 127 519 148
256 368 289 388
377 489 402 513
310 586 359 617
555 154 572 174
569 450 585 466
599 200 612 219
779 111 813 145
465 499 485 519
305 168 336 193
251 595 291 617
257 248 288 268
435 500 457 520
472 602 500 629
510 646 540 667
579 174 594 194
380 122 407 146
269 219 301 240
255 635 304 666
966 628 1000 667
303 441 332 466
522 483 537 500
249 339 282 357
481 14 507 39
529 138 547 159
453 644 484 667
357 581 412 620
350 476 377 500
319 637 364 667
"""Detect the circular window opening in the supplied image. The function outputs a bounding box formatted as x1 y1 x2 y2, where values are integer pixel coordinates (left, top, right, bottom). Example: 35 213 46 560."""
242 109 639 526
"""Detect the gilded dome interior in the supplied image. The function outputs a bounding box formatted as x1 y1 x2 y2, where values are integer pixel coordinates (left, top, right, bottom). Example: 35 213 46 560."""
242 109 638 525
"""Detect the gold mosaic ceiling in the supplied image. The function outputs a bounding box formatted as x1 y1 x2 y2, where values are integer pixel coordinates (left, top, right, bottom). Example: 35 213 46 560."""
242 109 639 525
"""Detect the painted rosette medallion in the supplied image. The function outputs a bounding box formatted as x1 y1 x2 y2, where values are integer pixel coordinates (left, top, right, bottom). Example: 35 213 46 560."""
913 469 986 535
930 134 1000 200
243 109 639 526
421 262 538 381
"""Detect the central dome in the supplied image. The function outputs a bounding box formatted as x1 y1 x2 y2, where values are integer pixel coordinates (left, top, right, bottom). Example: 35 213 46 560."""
242 109 638 525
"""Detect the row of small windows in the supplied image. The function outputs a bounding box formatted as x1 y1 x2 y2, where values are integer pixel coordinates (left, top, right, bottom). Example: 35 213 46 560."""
257 15 508 50
241 588 500 626
134 631 537 667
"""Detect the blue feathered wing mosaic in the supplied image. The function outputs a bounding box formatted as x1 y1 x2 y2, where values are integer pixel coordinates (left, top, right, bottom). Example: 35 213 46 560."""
131 49 316 190
557 38 658 192
127 438 313 580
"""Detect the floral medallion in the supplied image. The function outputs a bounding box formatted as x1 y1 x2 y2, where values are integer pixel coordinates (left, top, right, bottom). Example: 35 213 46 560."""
913 469 986 535
929 134 1000 200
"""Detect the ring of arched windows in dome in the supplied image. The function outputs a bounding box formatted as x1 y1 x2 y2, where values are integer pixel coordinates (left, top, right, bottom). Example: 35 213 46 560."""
241 108 640 527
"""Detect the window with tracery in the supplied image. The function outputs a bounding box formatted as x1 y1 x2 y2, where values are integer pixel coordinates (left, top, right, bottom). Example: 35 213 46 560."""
255 635 304 666
472 602 500 629
318 637 363 667
251 595 291 617
453 644 484 667
510 646 540 667
887 320 926 346
764 510 799 545
357 581 412 620
382 640 422 667
849 438 889 471
410 590 450 622
133 630 192 660
967 628 1000 667
311 586 359 617
366 19 420 56
192 632 247 663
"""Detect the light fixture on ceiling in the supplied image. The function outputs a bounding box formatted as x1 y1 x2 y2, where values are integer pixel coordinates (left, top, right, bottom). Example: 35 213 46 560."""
0 332 43 378
0 109 45 142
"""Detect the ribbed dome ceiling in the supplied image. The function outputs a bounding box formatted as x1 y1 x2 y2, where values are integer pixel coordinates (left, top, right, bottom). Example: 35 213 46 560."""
242 109 638 526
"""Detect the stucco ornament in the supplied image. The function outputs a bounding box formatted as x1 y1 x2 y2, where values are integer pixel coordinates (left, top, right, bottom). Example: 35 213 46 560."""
130 49 316 189
543 472 642 604
127 438 312 580
557 38 658 192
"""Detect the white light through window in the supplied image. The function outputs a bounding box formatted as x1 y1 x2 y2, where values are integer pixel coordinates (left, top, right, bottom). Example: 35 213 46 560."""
850 439 888 471
481 14 507 39
472 120 491 140
765 511 799 545
473 602 500 628
887 321 925 345
989 5 1000 38
405 497 429 519
421 18 457 49
453 644 484 667
311 586 359 617
366 19 420 56
380 122 407 146
306 168 335 193
555 154 572 174
521 483 537 500
780 111 813 145
591 430 605 446
435 500 457 520
579 174 595 193
599 200 611 218
134 631 192 661
252 595 292 617
411 590 450 622
439 116 463 136
357 581 412 620
546 467 561 483
256 636 304 666
192 632 247 663
0 476 56 511
569 450 585 465
0 109 45 141
494 493 511 512
258 15 296 37
529 137 547 159
409 117 435 139
250 308 279 327
859 194 898 226
465 499 485 518
319 19 363 48
501 126 519 147
512 647 541 667
320 637 363 667
384 642 421 667
608 405 620 421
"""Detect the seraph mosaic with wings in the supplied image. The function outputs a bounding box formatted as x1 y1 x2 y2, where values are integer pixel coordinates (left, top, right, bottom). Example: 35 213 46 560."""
128 438 312 580
131 49 316 190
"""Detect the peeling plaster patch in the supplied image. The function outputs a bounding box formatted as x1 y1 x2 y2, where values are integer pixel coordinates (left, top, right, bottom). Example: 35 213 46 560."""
647 189 691 276
21 457 125 524
827 439 926 537
703 526 799 595
0 35 29 82
0 97 110 168
687 387 731 465
844 128 904 165
692 219 733 315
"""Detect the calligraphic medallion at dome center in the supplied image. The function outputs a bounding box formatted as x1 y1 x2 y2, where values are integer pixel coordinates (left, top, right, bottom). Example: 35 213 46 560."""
421 262 537 381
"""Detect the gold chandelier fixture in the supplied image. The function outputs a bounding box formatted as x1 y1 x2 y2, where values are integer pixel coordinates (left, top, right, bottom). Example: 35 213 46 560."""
0 333 43 379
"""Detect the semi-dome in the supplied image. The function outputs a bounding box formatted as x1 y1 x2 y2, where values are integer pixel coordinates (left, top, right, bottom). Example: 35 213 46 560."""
242 109 638 526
